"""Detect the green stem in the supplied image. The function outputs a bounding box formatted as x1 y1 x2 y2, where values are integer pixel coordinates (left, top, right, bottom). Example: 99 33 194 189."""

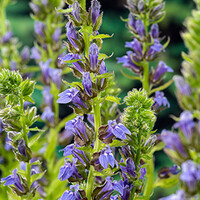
80 0 86 10
0 0 6 35
86 98 101 199
143 61 149 93
26 162 31 189
143 157 154 198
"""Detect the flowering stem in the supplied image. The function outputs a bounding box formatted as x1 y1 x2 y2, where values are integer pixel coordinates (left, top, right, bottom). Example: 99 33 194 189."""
143 61 149 94
86 97 101 199
26 162 31 189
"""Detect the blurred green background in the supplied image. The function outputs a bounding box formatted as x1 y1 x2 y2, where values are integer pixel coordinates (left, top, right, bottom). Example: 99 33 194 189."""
5 0 194 198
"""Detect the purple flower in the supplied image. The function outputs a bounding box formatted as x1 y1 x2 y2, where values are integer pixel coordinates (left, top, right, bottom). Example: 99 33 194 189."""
60 185 81 200
174 76 192 96
128 14 136 31
58 158 82 181
120 158 137 178
139 167 146 180
29 2 40 13
66 22 78 49
152 91 170 110
125 39 143 59
2 31 13 43
61 144 89 166
57 87 79 104
52 28 61 42
91 0 101 25
87 114 94 126
72 1 81 22
10 61 17 71
89 43 99 71
150 24 159 38
30 47 41 60
59 53 83 73
65 116 89 146
153 61 173 82
0 118 4 133
117 51 140 73
174 111 195 141
1 169 26 193
39 59 51 83
113 179 133 200
49 68 62 89
34 21 46 38
82 72 93 96
135 20 145 38
180 160 200 193
151 39 164 52
99 146 118 169
159 190 186 200
107 120 131 140
21 46 30 61
99 61 107 74
161 130 188 158
41 107 55 124
42 87 53 108
17 139 27 158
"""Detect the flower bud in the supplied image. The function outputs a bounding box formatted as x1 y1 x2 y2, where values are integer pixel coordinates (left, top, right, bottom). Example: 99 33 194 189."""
82 72 93 96
89 43 99 71
91 0 101 25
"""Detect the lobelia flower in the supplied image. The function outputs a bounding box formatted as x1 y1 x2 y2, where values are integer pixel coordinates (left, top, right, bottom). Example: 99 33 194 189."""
125 38 143 59
91 0 101 25
17 139 27 158
99 60 107 74
120 158 137 178
59 53 83 73
174 111 195 141
117 51 141 74
61 144 89 167
29 2 40 14
72 1 81 22
158 165 180 179
65 116 91 146
159 190 186 200
150 24 159 38
49 68 62 89
180 160 200 193
153 61 173 82
152 91 170 111
107 120 131 140
82 72 93 96
42 87 53 108
21 46 30 61
66 22 78 49
34 21 46 38
60 185 81 200
89 43 99 71
41 107 55 124
39 59 51 83
58 158 82 181
30 47 41 60
135 19 146 39
161 130 188 158
10 61 17 71
113 179 133 200
2 31 13 43
52 27 61 42
1 169 26 194
137 0 144 12
128 14 137 31
99 146 118 169
174 76 192 96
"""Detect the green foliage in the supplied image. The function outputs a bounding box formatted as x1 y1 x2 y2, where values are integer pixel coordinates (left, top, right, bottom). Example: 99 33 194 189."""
121 89 156 136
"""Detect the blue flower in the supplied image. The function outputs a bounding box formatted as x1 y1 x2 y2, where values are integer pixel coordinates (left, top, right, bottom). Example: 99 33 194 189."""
174 111 195 141
174 76 192 96
152 91 170 111
99 146 118 169
89 43 99 71
34 21 46 38
135 19 145 39
120 158 137 178
49 68 62 89
52 27 61 42
21 46 30 61
60 185 81 200
107 120 131 140
71 1 81 22
39 59 52 83
150 24 159 38
2 31 13 44
153 61 173 82
42 87 53 108
91 0 101 25
66 22 78 49
30 47 41 60
82 72 93 96
41 107 55 124
1 169 26 194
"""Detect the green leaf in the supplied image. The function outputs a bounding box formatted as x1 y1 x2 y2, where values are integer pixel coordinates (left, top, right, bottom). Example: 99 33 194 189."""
62 59 82 64
29 127 45 132
56 7 73 13
62 80 83 88
105 96 121 104
182 52 192 62
31 170 47 182
152 142 165 153
109 140 126 147
90 34 113 40
121 70 142 80
23 96 35 104
99 53 113 60
80 26 93 34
